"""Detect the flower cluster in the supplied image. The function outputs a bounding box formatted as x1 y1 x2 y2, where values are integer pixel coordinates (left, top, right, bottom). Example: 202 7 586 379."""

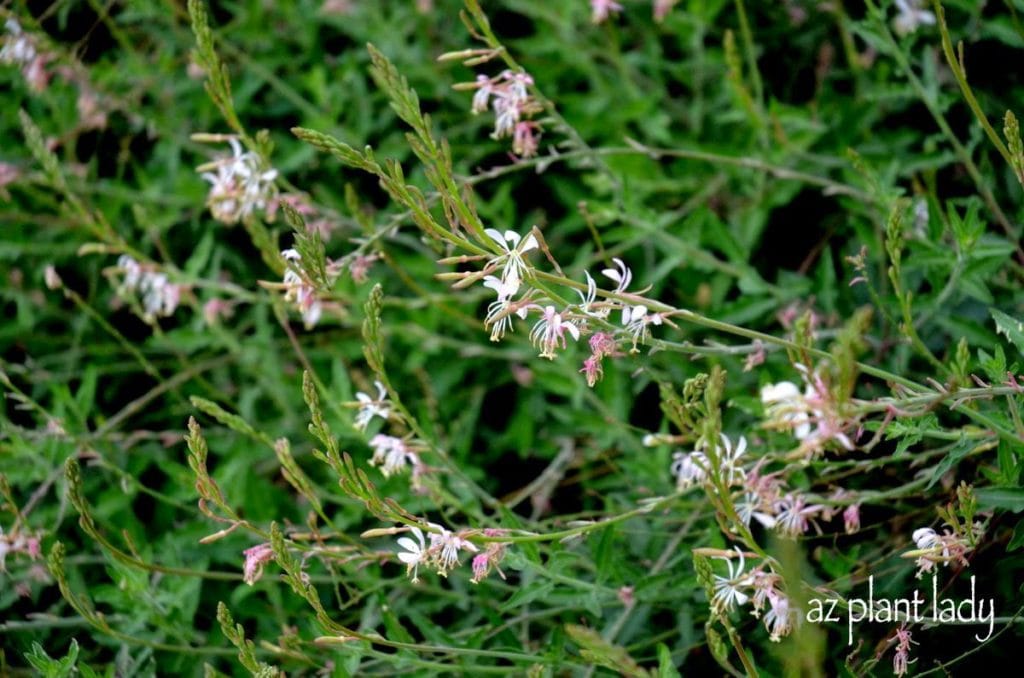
348 377 430 490
396 523 478 582
198 137 278 225
907 523 982 578
1 18 49 91
465 70 544 157
708 548 798 642
473 236 656 381
1 18 35 66
760 365 857 454
115 255 183 321
668 434 861 540
368 434 425 486
671 434 748 491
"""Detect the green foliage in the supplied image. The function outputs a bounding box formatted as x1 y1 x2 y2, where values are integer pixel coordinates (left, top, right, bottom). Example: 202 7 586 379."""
2 0 1024 675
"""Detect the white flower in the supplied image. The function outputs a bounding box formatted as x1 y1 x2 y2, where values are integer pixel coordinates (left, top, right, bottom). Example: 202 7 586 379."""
774 495 823 538
912 527 938 549
893 0 935 35
369 435 418 478
354 381 390 431
760 381 812 440
576 270 601 317
397 527 427 583
485 228 539 289
115 256 181 321
529 305 580 359
428 524 478 577
482 274 519 302
763 592 795 641
602 258 632 293
489 71 533 136
736 492 777 529
470 74 493 114
139 272 180 319
711 547 751 613
483 275 529 341
716 434 748 487
671 435 747 491
118 254 142 288
670 450 708 489
280 248 325 329
622 304 662 349
1 19 36 66
199 138 278 225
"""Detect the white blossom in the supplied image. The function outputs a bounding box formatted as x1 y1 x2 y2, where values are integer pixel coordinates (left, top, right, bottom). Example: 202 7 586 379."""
1 19 36 66
280 248 325 329
429 525 478 577
397 527 427 583
529 305 580 359
483 275 529 341
622 304 662 349
354 381 390 431
602 258 633 293
893 0 935 35
199 138 278 225
369 435 419 478
115 255 181 321
670 450 708 489
711 547 751 613
760 381 812 440
484 228 539 290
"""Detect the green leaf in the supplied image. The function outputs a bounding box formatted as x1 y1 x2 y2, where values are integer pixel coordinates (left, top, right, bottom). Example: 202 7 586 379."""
657 643 682 678
499 581 555 613
991 308 1024 355
24 640 79 678
926 436 974 489
1008 518 1024 552
975 486 1024 513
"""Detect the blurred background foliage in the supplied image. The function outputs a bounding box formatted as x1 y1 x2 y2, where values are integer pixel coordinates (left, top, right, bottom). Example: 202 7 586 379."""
2 0 1024 675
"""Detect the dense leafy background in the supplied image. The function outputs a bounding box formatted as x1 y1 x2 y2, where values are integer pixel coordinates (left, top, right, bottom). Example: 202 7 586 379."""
2 0 1024 675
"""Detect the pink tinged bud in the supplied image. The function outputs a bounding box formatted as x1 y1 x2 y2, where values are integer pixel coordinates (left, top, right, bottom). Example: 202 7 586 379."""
202 298 233 326
44 265 62 290
591 0 623 24
588 332 619 359
242 543 274 585
580 355 603 387
471 553 490 583
24 55 51 92
512 121 540 158
617 585 635 606
843 504 861 534
653 0 676 22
